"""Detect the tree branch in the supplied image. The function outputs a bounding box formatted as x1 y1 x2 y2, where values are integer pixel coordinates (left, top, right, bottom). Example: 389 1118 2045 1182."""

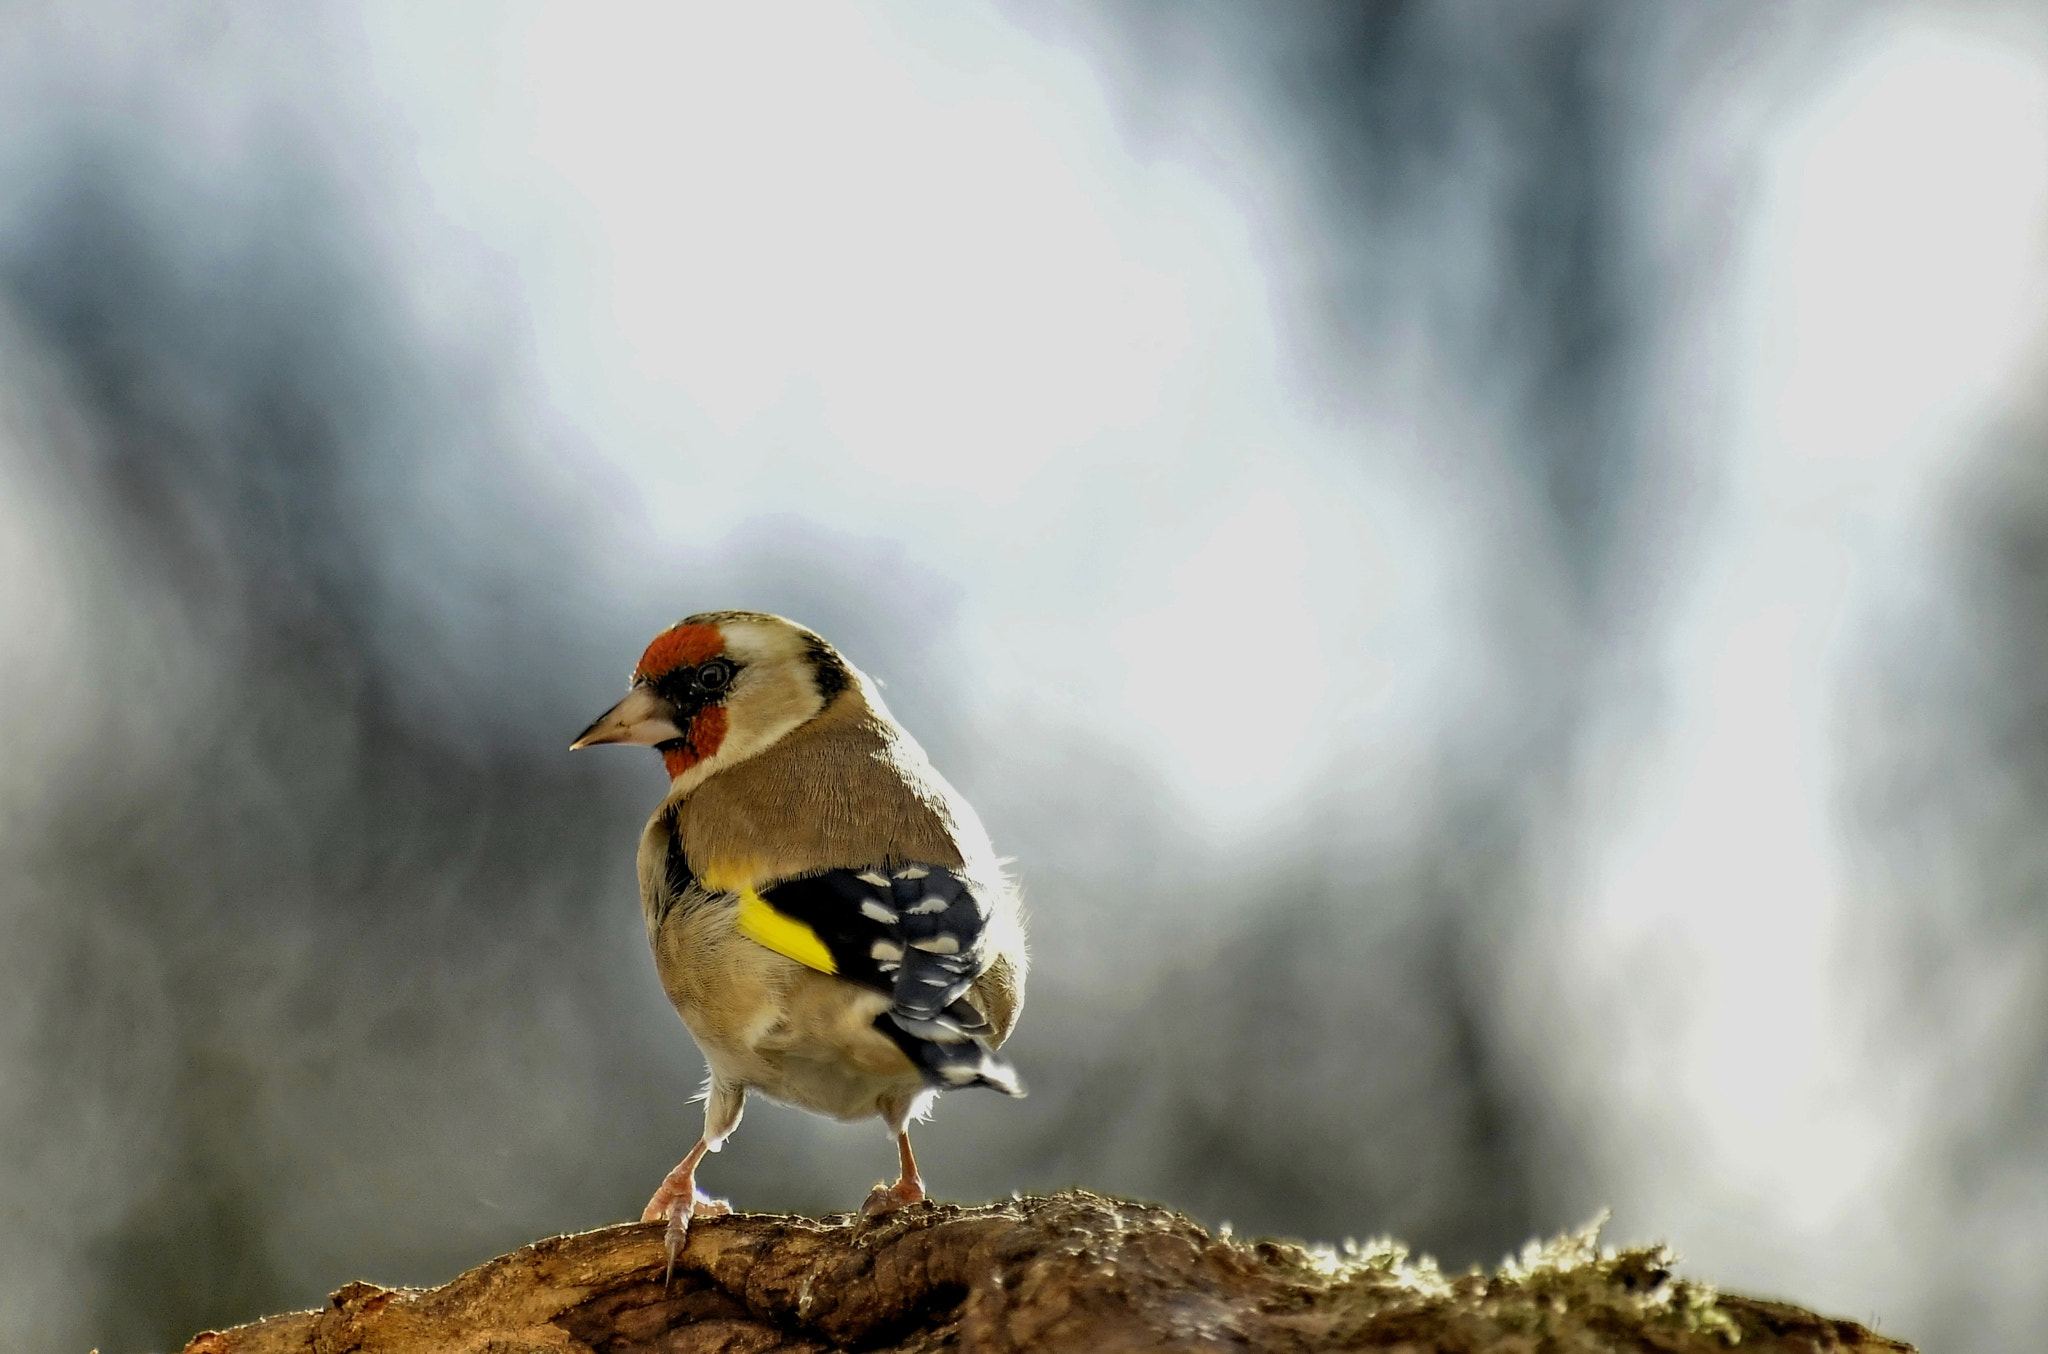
178 1189 1913 1354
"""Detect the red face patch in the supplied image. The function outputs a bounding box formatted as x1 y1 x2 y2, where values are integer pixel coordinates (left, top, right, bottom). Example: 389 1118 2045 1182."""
661 705 728 779
636 623 723 680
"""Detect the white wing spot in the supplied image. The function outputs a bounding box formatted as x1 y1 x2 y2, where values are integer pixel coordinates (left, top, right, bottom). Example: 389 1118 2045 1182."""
906 896 948 915
857 871 891 888
910 934 961 954
870 940 904 961
861 900 898 924
893 865 930 880
941 1065 978 1083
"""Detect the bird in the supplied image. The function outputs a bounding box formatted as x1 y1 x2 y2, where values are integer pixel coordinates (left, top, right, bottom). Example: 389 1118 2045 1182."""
571 610 1026 1272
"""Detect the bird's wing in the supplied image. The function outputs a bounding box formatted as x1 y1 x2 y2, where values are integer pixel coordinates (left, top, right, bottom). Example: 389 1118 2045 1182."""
737 864 1023 1096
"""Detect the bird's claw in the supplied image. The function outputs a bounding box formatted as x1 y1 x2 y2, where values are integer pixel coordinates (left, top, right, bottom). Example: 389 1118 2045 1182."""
858 1177 926 1221
663 1207 684 1286
650 1188 730 1288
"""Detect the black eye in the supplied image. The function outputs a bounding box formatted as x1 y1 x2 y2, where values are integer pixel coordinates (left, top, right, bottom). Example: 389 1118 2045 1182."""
694 659 735 693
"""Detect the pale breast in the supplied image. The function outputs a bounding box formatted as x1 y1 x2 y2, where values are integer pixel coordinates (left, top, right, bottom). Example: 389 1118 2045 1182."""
648 894 925 1120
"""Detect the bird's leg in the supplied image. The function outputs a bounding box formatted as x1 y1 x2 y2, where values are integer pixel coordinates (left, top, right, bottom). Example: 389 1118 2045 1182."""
860 1129 928 1218
641 1137 732 1283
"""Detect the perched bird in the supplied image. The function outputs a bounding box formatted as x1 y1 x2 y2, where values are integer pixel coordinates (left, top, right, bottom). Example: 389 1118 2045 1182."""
572 611 1026 1268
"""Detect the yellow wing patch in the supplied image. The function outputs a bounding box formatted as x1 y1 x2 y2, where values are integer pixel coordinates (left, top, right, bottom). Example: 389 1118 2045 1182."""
735 888 839 975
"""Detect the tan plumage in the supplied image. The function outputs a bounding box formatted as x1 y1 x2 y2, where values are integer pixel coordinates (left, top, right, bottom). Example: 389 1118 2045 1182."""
573 611 1025 1265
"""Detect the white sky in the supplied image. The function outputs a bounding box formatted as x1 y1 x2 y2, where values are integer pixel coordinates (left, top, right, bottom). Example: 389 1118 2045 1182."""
358 0 1475 845
1567 13 2048 1313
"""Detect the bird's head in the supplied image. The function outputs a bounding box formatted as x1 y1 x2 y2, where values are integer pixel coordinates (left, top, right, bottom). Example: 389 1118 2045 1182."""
571 611 853 787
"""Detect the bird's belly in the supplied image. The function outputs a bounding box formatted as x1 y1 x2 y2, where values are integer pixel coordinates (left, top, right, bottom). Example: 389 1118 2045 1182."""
743 1047 911 1121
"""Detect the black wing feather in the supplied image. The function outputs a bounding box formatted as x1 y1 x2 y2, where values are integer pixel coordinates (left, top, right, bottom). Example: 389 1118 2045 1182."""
756 865 1022 1096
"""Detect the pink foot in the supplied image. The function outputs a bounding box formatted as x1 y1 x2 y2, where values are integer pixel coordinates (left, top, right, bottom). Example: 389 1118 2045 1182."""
649 1190 729 1284
859 1175 926 1221
642 1146 730 1284
641 1178 731 1225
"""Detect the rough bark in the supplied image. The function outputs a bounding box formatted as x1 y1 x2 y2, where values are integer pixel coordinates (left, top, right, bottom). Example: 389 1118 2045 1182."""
177 1190 1913 1354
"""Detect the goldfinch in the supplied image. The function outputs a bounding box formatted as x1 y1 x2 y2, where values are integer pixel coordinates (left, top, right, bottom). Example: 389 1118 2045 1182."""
571 611 1026 1268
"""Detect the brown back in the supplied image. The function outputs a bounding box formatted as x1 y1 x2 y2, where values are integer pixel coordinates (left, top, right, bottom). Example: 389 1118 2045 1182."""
673 686 973 889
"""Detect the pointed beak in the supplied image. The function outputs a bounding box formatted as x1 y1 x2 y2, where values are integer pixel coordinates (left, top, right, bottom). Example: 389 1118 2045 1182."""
570 686 686 750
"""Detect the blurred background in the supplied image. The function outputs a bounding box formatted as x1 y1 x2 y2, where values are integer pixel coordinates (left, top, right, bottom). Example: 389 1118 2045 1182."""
1 1 2044 1349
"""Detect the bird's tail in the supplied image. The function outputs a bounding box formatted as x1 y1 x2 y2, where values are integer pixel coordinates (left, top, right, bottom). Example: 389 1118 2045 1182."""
875 1013 1026 1097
